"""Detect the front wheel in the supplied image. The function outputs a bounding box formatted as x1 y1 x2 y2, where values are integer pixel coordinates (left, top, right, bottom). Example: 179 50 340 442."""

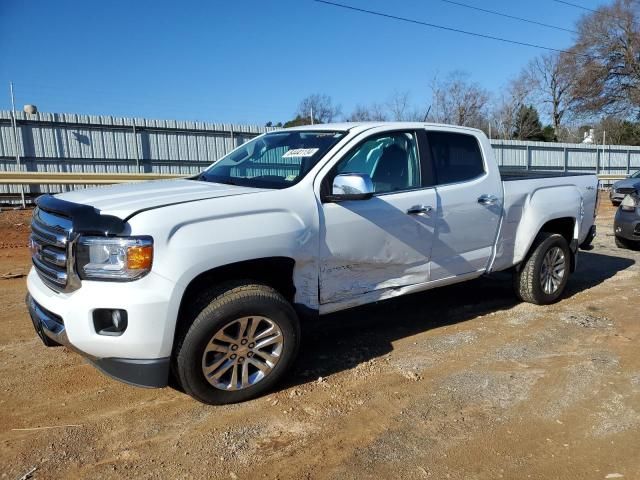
173 282 300 404
513 233 571 305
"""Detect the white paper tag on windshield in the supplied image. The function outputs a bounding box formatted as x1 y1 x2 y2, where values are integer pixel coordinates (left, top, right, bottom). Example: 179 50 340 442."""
283 148 319 158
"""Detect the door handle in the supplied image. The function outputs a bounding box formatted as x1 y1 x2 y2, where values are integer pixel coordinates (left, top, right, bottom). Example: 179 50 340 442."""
478 194 498 206
406 205 433 215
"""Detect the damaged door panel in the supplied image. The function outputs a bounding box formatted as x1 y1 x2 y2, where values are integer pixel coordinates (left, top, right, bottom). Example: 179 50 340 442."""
318 130 436 305
319 190 437 303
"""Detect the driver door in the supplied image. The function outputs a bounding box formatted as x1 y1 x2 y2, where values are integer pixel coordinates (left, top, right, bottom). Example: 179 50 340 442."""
318 130 437 308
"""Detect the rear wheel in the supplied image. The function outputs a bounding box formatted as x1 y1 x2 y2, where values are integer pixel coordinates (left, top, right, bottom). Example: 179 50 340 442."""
513 233 571 305
173 282 300 404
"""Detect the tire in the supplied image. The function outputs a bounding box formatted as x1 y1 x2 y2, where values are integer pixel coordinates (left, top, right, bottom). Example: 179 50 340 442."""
615 235 640 250
513 233 571 305
173 282 300 405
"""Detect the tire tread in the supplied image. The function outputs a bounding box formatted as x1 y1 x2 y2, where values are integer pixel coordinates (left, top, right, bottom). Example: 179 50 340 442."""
514 233 569 305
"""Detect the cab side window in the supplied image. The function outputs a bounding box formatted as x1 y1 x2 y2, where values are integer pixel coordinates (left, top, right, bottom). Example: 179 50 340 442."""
427 131 485 184
335 132 421 194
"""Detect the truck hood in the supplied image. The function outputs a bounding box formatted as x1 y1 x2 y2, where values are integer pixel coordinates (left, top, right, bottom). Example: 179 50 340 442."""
55 178 268 219
613 178 640 190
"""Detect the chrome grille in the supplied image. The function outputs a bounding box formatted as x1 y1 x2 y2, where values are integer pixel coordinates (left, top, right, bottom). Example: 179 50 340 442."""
30 207 74 292
617 187 636 195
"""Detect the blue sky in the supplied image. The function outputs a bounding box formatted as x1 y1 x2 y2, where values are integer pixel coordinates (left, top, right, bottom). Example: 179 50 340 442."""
0 0 604 125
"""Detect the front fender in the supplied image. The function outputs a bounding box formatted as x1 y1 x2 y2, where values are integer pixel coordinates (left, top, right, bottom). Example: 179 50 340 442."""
166 210 317 304
127 188 321 311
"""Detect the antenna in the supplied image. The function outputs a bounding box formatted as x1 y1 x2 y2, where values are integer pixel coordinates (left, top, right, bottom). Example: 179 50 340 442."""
423 105 431 122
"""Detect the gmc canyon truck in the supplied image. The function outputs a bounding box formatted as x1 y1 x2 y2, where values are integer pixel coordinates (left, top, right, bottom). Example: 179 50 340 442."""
26 123 598 404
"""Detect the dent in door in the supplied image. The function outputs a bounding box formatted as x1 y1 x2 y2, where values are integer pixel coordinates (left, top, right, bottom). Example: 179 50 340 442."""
320 203 433 304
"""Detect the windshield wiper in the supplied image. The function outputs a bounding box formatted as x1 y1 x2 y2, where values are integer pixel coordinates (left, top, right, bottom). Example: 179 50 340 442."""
216 178 240 186
193 173 239 186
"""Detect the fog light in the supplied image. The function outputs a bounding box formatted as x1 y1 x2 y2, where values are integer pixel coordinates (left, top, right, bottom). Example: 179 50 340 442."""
93 309 128 336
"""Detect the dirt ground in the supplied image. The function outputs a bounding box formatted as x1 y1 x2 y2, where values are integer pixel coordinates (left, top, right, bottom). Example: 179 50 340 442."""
1 197 639 480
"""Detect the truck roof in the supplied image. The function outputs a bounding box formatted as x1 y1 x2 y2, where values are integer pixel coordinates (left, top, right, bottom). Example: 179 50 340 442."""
280 122 484 135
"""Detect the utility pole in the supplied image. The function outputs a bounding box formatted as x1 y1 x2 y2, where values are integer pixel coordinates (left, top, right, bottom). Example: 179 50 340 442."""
603 130 608 175
310 106 314 125
9 82 26 208
132 120 140 172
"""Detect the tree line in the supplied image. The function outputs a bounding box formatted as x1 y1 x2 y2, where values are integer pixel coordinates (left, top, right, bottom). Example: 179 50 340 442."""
268 0 640 146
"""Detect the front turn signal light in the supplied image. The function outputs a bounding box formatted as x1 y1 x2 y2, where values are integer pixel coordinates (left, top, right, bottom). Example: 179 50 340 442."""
127 245 153 270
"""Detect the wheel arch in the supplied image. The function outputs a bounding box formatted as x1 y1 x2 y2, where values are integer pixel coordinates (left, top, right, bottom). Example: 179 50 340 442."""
176 257 297 326
539 217 576 245
518 217 577 273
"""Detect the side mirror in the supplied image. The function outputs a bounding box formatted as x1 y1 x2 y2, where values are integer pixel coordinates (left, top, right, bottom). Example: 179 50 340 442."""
328 173 374 201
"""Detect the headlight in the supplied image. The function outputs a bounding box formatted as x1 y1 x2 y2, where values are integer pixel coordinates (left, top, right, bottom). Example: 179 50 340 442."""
76 236 153 281
620 194 638 212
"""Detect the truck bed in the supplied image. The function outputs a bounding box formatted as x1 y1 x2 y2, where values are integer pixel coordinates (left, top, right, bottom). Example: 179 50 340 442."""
490 170 599 273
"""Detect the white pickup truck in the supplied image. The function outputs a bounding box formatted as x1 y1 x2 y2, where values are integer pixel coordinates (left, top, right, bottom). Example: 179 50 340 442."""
26 122 598 404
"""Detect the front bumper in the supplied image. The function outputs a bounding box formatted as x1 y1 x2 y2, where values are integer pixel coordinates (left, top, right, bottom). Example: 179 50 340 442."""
27 293 170 387
614 208 640 241
26 268 179 388
27 293 68 347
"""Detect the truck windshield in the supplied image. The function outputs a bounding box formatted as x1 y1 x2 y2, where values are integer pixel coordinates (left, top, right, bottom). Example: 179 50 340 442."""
196 130 346 189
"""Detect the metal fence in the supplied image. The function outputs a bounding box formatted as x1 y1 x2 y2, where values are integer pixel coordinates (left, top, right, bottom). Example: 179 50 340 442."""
492 139 640 178
1 110 639 202
0 110 268 199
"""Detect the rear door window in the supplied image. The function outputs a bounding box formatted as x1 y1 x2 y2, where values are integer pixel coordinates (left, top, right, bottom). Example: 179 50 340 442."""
426 131 485 185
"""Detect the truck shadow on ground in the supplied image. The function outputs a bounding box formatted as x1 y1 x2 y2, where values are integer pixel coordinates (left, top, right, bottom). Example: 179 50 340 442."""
283 251 634 390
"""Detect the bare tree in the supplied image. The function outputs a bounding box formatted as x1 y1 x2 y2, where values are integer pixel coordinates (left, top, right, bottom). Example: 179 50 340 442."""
429 71 490 128
526 53 579 139
490 73 535 139
296 94 342 124
346 103 388 122
570 0 640 117
385 91 425 121
386 91 411 121
591 116 640 145
555 122 585 143
597 117 626 144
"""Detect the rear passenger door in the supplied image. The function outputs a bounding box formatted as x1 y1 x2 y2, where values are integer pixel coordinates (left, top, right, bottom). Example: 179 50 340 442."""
426 130 503 281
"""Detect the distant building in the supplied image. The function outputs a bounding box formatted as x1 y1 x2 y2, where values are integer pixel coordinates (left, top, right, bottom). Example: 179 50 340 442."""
582 128 595 144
